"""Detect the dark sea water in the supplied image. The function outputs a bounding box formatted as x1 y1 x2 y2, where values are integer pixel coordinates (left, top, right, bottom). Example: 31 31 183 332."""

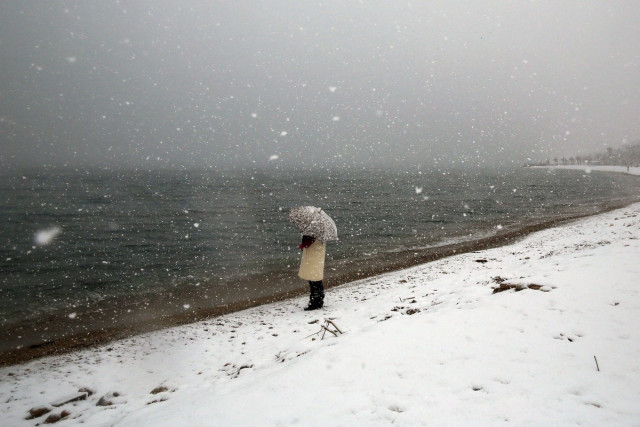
1 167 639 351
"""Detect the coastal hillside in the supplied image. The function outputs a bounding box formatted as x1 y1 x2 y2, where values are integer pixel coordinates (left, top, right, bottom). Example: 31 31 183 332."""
1 202 639 425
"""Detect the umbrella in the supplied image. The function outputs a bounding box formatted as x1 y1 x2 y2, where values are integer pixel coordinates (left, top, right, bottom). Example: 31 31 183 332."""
288 206 338 242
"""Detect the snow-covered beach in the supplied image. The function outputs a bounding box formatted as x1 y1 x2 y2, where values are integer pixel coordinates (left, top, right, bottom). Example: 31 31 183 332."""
7 166 640 365
2 198 639 425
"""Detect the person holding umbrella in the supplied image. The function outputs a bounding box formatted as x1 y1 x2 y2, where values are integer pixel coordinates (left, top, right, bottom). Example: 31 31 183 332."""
289 206 338 311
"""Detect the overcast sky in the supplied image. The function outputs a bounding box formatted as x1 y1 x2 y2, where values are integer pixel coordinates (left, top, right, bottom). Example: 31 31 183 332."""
1 1 639 170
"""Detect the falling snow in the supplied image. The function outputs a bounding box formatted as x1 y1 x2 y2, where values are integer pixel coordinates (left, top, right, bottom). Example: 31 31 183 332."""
33 226 62 246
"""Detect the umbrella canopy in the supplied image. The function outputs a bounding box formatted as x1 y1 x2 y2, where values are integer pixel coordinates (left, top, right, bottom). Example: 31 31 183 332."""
288 206 338 242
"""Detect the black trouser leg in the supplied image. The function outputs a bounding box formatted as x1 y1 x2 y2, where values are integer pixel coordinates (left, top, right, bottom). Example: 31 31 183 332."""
305 280 324 310
311 280 324 305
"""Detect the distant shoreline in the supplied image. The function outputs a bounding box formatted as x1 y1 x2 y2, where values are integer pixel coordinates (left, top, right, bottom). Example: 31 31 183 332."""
527 164 640 176
2 193 640 366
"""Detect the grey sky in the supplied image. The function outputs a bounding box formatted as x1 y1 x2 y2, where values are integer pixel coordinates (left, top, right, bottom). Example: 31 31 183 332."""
1 1 639 170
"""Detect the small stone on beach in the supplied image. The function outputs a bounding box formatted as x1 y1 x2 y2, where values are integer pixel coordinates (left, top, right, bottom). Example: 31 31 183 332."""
26 405 51 419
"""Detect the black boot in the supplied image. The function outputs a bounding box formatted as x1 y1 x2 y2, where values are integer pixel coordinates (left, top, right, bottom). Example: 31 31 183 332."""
304 281 324 311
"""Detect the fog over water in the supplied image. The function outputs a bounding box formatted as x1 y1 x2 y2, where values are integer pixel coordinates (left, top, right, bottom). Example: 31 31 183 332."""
1 1 639 170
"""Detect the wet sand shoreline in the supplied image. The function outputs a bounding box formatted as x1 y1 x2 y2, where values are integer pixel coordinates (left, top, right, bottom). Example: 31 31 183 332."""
2 197 639 367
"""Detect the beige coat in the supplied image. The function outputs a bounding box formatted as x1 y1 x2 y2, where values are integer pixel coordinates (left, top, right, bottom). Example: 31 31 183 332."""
298 240 326 281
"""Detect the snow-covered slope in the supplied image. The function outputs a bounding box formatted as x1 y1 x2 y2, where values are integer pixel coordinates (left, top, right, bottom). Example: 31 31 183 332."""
2 203 640 426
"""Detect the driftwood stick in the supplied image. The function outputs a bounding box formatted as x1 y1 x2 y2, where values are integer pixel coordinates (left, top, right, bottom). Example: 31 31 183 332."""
303 330 320 339
325 319 343 335
321 326 333 340
594 355 600 372
307 320 343 341
321 325 338 338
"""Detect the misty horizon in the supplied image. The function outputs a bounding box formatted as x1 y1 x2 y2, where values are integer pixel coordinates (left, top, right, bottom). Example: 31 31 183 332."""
1 1 639 171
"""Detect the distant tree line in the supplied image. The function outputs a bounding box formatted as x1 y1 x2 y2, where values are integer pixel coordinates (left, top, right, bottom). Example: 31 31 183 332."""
527 141 640 167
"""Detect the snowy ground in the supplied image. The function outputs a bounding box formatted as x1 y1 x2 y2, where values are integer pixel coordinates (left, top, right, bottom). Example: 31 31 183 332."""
2 203 640 426
533 164 640 176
